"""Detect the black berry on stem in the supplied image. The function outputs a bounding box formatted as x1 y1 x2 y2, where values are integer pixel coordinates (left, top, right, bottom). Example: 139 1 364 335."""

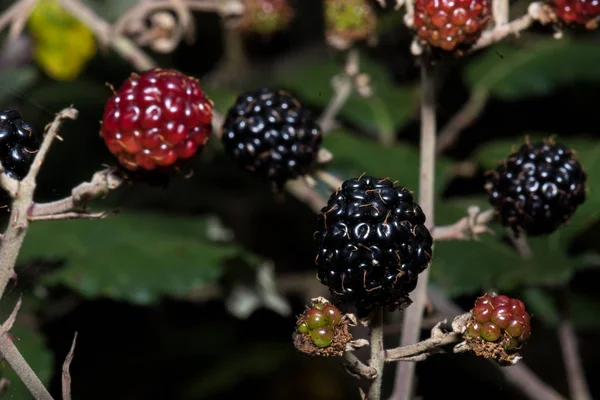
314 175 433 314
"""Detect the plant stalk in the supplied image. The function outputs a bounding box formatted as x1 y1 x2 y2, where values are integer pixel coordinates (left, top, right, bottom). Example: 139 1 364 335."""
391 63 436 400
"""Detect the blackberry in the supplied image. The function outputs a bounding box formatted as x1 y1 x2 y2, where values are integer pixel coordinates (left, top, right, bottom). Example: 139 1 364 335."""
0 110 41 180
100 68 213 171
220 88 322 189
485 140 586 236
0 109 41 211
413 0 491 52
314 176 433 312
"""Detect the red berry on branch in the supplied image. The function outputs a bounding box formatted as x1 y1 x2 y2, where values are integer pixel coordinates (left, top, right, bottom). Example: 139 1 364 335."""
100 68 213 171
413 0 491 52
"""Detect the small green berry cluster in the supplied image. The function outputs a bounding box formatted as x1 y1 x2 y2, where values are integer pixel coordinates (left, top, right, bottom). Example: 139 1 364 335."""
466 293 531 350
296 303 343 348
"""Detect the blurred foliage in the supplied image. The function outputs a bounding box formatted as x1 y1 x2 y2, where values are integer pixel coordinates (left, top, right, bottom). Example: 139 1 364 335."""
465 38 600 99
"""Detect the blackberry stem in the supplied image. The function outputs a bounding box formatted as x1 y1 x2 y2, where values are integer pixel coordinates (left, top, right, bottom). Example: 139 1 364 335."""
368 308 385 400
557 289 593 400
392 63 437 400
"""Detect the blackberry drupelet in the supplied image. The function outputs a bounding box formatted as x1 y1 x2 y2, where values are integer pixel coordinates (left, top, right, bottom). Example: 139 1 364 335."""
485 140 586 236
0 109 41 211
220 88 322 190
314 176 433 312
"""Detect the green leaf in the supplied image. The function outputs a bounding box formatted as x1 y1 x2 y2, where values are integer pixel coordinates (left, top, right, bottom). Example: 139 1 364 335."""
0 66 39 104
465 39 600 100
474 135 600 241
324 129 452 194
0 325 54 400
431 199 592 296
21 212 247 305
273 53 419 134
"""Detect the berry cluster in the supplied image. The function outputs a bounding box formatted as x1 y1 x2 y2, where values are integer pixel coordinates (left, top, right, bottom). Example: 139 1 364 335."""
100 68 213 172
314 176 433 313
220 88 322 190
485 140 587 236
296 303 343 348
0 110 41 211
413 0 491 52
466 293 531 351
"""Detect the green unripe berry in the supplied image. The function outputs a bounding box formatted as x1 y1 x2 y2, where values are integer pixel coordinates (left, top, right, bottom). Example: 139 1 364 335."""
506 320 525 338
466 322 481 339
323 304 342 326
310 327 334 348
480 323 501 342
297 322 309 334
305 308 328 330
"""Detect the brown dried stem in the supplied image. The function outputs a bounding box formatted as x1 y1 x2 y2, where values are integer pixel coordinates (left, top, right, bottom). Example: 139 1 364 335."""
61 332 78 400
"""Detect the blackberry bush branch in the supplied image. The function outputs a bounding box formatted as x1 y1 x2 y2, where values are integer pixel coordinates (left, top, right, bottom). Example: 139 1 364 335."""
368 308 385 400
341 351 377 380
0 298 53 400
61 332 78 400
393 64 436 400
558 308 592 400
0 107 77 301
318 49 359 133
56 0 157 71
432 207 495 241
30 168 124 218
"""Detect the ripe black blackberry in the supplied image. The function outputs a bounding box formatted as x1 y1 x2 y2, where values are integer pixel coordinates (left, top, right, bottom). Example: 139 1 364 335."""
314 176 433 312
220 88 322 190
0 110 41 211
485 139 586 236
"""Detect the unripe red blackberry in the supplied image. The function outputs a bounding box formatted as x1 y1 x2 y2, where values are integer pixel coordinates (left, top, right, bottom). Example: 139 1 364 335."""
547 0 600 28
100 68 213 172
413 0 492 52
220 88 322 190
0 109 41 211
466 293 531 353
314 176 433 313
485 139 587 236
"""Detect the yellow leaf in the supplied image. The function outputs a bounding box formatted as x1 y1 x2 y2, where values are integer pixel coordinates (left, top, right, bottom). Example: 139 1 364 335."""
28 0 96 81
